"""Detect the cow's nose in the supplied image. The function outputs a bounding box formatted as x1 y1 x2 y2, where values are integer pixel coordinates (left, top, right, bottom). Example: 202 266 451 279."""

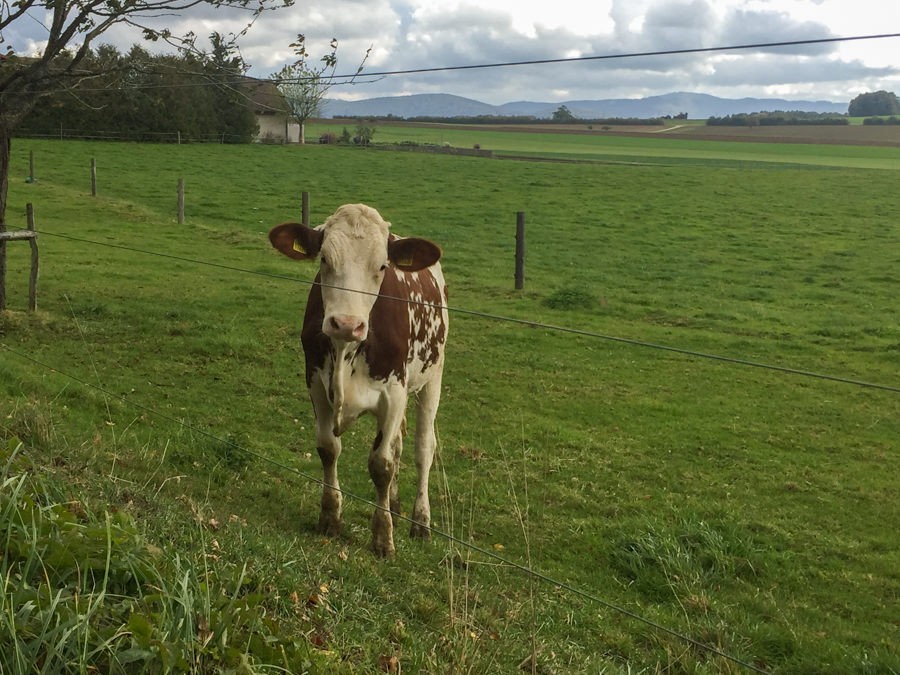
327 315 367 341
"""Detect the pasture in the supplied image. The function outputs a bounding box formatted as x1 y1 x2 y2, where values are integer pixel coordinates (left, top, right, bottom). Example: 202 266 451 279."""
1 134 898 673
309 120 900 169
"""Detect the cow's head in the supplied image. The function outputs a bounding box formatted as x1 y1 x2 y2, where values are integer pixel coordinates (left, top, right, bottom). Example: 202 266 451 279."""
269 204 441 342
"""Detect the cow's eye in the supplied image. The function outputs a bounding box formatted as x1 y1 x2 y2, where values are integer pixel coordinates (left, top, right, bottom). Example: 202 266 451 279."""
379 263 388 271
320 256 329 267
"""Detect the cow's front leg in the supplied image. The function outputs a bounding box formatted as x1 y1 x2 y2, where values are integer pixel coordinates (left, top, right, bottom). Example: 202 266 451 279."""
410 374 442 540
311 381 342 536
369 396 407 558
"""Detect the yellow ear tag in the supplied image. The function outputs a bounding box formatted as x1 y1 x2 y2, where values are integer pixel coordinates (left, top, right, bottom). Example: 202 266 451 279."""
292 240 307 254
396 256 414 267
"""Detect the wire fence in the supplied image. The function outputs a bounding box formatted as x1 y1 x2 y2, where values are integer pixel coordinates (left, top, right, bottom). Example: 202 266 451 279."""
4 29 898 672
0 341 771 674
31 229 900 394
2 169 897 674
4 222 898 669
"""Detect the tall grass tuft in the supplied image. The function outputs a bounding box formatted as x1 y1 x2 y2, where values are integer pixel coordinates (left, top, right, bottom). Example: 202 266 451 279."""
0 437 338 673
609 514 767 604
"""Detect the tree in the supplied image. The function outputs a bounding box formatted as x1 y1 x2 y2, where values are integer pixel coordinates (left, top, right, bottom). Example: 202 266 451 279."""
552 104 576 122
354 123 375 146
848 91 900 117
204 33 260 143
272 35 370 144
0 0 289 307
17 43 259 143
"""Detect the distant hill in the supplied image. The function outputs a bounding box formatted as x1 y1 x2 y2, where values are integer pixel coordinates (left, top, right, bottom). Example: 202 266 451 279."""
321 91 848 120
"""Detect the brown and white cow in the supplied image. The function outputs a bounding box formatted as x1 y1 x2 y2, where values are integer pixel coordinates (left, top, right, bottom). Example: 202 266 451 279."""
269 204 448 557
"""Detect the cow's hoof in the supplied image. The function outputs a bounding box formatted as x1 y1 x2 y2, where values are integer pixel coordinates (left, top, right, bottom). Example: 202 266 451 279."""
318 514 343 537
410 522 431 541
371 537 396 558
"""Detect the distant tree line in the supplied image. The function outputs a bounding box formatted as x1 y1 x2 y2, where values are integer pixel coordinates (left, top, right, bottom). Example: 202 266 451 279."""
16 40 259 143
707 111 849 126
862 116 900 125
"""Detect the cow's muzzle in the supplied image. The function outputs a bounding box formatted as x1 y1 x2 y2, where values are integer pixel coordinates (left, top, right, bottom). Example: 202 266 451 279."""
325 314 368 342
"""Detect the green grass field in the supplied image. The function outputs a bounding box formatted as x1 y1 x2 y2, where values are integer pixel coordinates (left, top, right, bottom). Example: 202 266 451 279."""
1 133 898 673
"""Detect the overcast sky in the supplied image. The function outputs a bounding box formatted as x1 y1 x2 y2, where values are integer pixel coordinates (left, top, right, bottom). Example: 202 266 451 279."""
9 0 900 104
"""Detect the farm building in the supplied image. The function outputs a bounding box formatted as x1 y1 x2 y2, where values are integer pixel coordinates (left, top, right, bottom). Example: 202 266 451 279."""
242 78 301 144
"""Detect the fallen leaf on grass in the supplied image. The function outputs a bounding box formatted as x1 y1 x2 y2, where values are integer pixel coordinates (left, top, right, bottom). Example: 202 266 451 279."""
377 654 400 673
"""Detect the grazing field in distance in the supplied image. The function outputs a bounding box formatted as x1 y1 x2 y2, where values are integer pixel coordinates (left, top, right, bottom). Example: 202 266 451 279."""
1 135 898 673
309 119 900 169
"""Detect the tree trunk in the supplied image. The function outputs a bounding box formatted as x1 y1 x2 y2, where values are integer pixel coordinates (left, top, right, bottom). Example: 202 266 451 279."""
0 125 10 310
300 121 306 145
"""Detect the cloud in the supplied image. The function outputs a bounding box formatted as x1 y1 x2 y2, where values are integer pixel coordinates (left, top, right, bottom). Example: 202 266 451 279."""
641 0 717 50
4 0 897 104
708 53 898 88
719 9 835 55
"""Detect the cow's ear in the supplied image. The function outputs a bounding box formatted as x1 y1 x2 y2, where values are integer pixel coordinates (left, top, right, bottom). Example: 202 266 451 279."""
269 223 324 261
388 237 442 272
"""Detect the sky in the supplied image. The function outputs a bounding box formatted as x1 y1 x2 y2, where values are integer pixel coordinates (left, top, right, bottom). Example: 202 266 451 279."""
7 0 900 104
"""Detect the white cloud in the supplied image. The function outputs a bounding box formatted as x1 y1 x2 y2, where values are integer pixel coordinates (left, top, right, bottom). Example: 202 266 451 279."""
5 0 899 104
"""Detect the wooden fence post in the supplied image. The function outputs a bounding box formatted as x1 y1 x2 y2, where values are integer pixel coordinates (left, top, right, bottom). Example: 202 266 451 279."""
0 204 39 312
29 150 35 183
90 158 97 196
27 203 38 312
0 219 5 311
302 191 310 226
515 211 526 290
177 178 185 224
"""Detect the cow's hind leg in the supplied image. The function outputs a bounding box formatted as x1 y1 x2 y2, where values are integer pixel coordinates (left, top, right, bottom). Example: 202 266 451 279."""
410 372 442 540
311 382 342 536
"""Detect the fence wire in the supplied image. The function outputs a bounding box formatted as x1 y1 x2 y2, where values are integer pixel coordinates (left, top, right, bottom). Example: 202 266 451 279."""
2 221 895 674
0 341 770 674
34 229 900 394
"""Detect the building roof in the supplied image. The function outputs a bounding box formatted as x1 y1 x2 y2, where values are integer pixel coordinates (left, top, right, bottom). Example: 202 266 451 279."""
240 77 290 116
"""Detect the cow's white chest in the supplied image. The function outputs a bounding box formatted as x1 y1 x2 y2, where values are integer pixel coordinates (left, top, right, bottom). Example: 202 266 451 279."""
321 344 401 434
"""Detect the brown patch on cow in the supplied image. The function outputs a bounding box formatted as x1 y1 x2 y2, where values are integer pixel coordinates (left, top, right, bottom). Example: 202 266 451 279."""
363 270 414 382
300 274 333 387
409 269 446 371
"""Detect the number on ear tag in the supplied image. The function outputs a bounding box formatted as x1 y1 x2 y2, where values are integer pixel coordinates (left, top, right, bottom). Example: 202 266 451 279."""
396 256 414 267
292 240 307 254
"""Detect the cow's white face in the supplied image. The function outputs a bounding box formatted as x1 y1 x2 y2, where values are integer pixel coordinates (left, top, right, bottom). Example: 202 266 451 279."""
269 203 442 343
316 209 390 341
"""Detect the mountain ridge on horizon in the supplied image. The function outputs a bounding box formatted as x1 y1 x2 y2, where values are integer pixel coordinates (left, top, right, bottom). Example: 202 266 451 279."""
321 91 849 120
